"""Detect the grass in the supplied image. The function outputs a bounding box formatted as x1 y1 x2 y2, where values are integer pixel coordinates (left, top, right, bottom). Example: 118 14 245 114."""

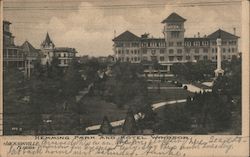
79 96 128 127
148 88 193 104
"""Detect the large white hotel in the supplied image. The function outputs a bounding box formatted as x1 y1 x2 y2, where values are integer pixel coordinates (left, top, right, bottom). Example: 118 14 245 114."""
112 12 239 72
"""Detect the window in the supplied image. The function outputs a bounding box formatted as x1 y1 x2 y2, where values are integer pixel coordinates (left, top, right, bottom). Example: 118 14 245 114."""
143 49 147 54
126 50 129 54
151 56 157 61
232 48 235 53
169 49 174 54
171 32 180 38
203 48 208 53
194 41 200 46
160 49 165 54
134 57 137 61
228 48 231 53
64 60 67 64
125 43 130 47
223 55 226 60
64 53 66 57
195 49 199 53
212 41 216 46
194 55 200 61
186 56 191 60
160 56 164 61
118 50 121 54
202 41 209 46
151 49 156 55
212 48 214 53
169 56 174 61
177 49 182 54
203 56 208 60
131 50 133 54
177 56 183 61
126 57 130 62
186 49 190 53
185 42 191 47
223 48 226 53
177 42 182 46
132 42 139 47
121 50 124 54
222 41 227 45
169 42 174 47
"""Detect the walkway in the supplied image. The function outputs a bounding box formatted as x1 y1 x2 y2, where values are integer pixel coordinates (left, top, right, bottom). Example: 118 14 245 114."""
85 82 212 131
182 84 212 93
85 99 186 131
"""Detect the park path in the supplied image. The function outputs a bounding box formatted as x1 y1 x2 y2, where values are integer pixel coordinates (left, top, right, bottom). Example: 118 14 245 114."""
85 82 211 131
85 99 187 131
182 84 212 93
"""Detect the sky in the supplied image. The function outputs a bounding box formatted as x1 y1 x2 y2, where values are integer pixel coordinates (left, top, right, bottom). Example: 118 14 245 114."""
3 0 242 56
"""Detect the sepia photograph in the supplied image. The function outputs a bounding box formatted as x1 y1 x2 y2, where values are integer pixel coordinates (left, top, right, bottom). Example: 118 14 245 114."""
2 0 243 136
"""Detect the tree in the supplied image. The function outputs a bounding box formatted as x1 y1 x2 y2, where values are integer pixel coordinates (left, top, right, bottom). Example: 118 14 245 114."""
100 116 112 134
122 108 138 134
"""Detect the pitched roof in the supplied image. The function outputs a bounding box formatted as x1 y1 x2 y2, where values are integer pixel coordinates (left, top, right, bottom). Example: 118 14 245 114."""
161 12 186 23
21 41 38 53
54 47 77 53
207 29 239 39
41 32 55 47
113 31 140 41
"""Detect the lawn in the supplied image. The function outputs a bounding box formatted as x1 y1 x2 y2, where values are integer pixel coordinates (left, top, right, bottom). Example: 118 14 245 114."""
78 96 128 127
148 88 193 104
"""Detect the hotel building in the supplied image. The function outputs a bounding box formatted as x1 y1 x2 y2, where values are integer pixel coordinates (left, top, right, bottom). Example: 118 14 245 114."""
113 12 239 72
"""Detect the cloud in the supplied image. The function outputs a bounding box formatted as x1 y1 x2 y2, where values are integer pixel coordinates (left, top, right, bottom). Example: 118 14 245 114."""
10 1 241 56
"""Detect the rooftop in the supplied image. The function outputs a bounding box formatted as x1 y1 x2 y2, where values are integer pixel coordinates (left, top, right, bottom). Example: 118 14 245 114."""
113 30 141 41
161 12 186 23
41 32 55 47
21 41 38 53
54 47 77 53
207 29 239 39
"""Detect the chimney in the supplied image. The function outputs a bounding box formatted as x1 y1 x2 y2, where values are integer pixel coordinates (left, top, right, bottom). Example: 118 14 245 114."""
198 32 200 38
233 27 236 35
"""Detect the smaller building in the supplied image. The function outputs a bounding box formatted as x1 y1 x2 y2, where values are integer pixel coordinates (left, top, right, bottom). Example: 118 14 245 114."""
54 47 77 67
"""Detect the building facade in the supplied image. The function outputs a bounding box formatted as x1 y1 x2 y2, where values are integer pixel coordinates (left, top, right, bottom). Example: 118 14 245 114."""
40 33 77 67
40 33 55 66
113 12 239 71
54 47 77 67
3 21 25 69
